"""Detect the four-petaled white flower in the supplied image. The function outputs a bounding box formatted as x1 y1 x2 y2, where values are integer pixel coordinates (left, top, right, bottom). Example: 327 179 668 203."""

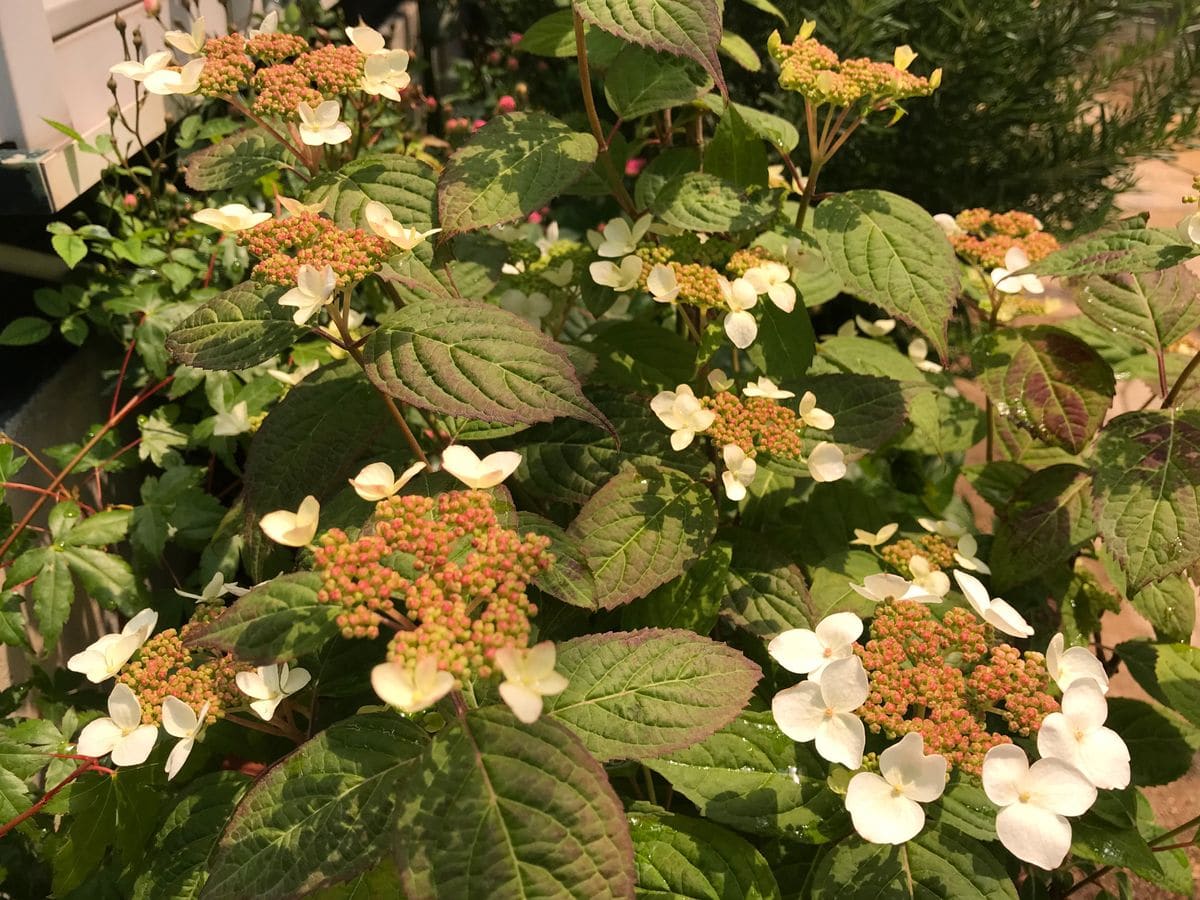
495 641 569 724
298 100 352 146
363 200 439 251
164 16 206 55
893 44 918 72
768 612 863 679
1036 679 1129 790
259 495 320 547
851 573 941 605
744 262 797 312
647 264 680 303
279 264 337 325
953 533 990 574
1183 211 1200 246
720 444 757 501
933 213 963 236
650 384 716 451
772 655 870 769
247 9 278 38
596 214 652 257
855 316 895 337
76 683 158 766
991 246 1044 295
743 377 794 400
440 445 522 489
163 696 210 780
278 196 329 218
908 555 951 599
589 256 642 291
109 51 173 82
797 391 835 430
908 338 944 373
236 663 312 721
175 572 248 603
66 608 158 683
348 460 427 501
719 276 759 349
851 523 898 548
371 656 455 714
193 203 271 233
346 22 387 55
499 288 552 324
1045 633 1109 694
807 441 846 483
144 59 205 96
212 400 251 437
707 369 734 392
953 570 1034 638
918 517 967 539
845 732 947 844
361 50 411 101
982 743 1096 870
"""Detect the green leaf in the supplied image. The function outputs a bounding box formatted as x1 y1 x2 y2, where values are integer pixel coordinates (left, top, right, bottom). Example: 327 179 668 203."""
809 826 1018 899
574 0 726 96
629 809 781 899
167 280 302 371
722 530 814 637
651 172 775 233
51 233 86 269
1081 266 1200 355
806 550 880 621
812 190 960 360
0 316 52 346
184 130 286 191
1022 219 1199 277
518 512 597 609
62 547 139 614
511 391 711 504
1071 791 1162 883
718 31 760 71
32 555 73 648
517 10 577 56
1155 643 1200 728
990 465 1095 591
704 105 768 190
308 861 403 899
364 298 609 432
132 772 249 900
926 778 997 841
544 628 759 760
699 96 799 151
306 154 438 233
744 300 815 380
204 715 427 899
588 319 698 391
635 148 701 210
645 711 845 841
1091 410 1200 590
1131 575 1195 643
396 706 637 898
185 572 341 663
0 595 29 650
568 466 718 609
604 45 711 119
622 542 732 633
975 325 1114 454
438 112 598 234
790 374 906 459
61 509 130 547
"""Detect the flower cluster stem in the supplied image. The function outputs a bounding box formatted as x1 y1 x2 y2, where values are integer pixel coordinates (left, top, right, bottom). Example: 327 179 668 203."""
0 757 102 840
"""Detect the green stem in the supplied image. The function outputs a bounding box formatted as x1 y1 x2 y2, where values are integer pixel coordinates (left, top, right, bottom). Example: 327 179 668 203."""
1163 349 1200 408
573 11 637 217
795 155 824 230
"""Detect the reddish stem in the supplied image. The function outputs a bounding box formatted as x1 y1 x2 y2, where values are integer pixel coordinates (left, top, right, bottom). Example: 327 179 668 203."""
0 758 102 840
109 316 143 420
203 235 224 289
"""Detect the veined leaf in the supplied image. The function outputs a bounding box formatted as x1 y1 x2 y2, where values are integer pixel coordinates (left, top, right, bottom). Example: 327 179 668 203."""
1131 575 1195 643
517 10 577 56
185 572 341 663
518 512 597 609
1091 410 1200 590
306 154 438 234
976 325 1114 454
185 131 286 191
204 715 427 899
651 172 775 233
364 298 609 432
396 706 636 898
699 95 800 151
604 45 711 119
166 281 301 371
438 112 597 234
568 466 718 609
813 190 960 360
621 542 732 633
544 629 760 760
574 0 726 96
722 530 814 637
1081 266 1200 355
1021 218 1199 277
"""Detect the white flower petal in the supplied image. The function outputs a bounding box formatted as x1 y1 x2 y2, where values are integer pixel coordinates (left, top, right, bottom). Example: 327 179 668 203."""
984 598 1034 638
111 725 158 766
499 681 545 724
1025 757 1097 817
1076 727 1130 790
815 612 863 651
767 629 825 674
815 712 865 769
162 696 198 738
724 310 758 349
107 683 143 730
249 696 284 721
165 737 195 780
807 442 846 482
880 733 947 803
77 718 123 758
771 682 824 742
819 656 869 712
995 803 1073 870
846 772 926 844
981 743 1029 807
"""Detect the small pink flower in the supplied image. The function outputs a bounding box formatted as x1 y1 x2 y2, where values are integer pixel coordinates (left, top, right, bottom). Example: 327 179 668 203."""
472 118 487 131
497 95 517 113
527 211 543 224
123 193 138 210
509 32 523 45
506 56 519 72
143 0 161 15
625 157 647 176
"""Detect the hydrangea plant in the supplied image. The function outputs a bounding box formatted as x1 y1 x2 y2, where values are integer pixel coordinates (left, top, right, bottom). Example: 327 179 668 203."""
2 3 1200 899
